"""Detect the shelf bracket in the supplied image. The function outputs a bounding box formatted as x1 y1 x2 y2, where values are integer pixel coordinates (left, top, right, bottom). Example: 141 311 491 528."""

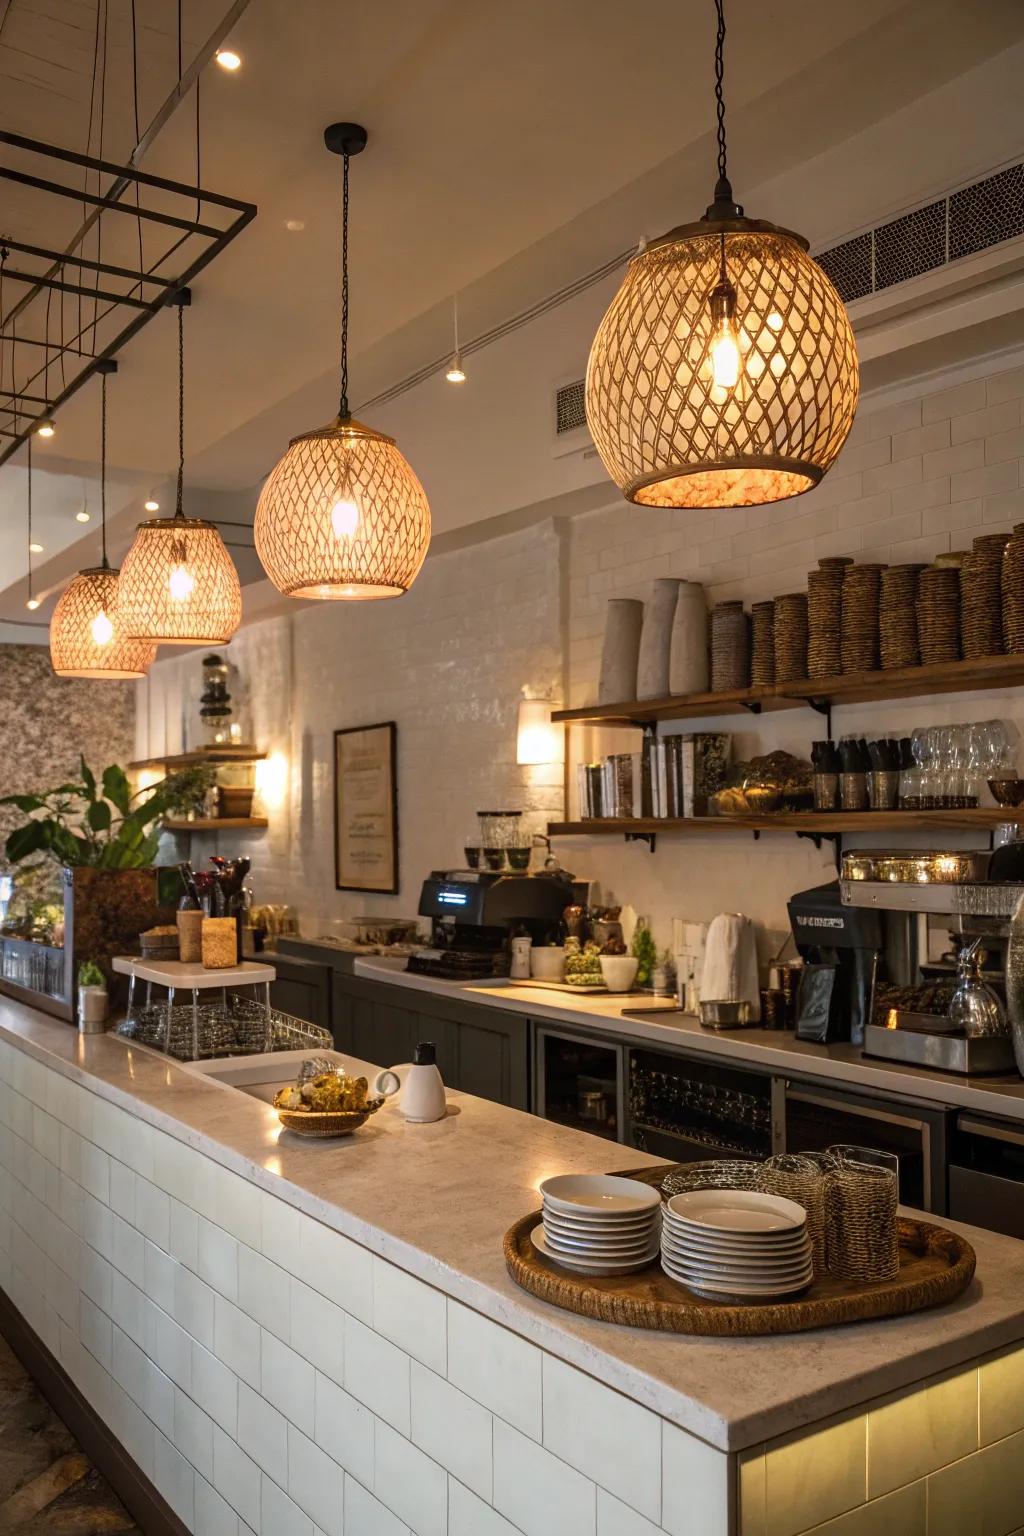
806 698 833 735
740 701 763 715
796 827 844 872
624 831 657 852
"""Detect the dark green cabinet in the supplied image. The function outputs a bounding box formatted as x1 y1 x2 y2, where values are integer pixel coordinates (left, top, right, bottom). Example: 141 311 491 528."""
329 973 528 1111
268 954 332 1032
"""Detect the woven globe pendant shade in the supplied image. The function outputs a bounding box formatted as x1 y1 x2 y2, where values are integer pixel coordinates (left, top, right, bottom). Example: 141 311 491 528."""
586 220 858 510
116 515 242 644
49 566 156 678
254 415 430 600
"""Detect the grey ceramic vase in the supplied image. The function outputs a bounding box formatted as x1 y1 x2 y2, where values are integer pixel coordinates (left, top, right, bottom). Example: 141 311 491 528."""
1005 893 1024 1076
670 580 709 695
598 598 644 704
637 579 680 700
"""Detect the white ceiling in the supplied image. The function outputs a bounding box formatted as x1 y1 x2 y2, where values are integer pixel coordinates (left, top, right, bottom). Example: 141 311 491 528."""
2 0 1024 627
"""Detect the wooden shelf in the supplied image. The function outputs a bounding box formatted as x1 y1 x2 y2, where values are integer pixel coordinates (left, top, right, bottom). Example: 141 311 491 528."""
553 654 1024 727
162 817 268 832
549 809 1017 837
128 746 267 772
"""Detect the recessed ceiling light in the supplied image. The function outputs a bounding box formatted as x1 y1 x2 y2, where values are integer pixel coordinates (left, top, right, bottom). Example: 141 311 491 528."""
215 47 241 70
35 418 56 438
28 542 43 553
285 219 305 232
144 498 160 512
76 510 91 523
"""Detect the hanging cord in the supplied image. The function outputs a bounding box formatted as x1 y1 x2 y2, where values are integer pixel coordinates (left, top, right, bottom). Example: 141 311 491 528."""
453 293 460 352
339 151 350 417
26 434 33 605
175 302 185 518
714 0 727 188
100 368 108 568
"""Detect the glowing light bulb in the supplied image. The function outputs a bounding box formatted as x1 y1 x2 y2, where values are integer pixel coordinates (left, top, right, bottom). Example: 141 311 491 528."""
144 498 160 512
169 564 195 602
710 319 741 389
445 352 466 384
91 609 114 646
26 597 40 611
35 419 55 438
28 542 43 554
76 510 91 523
215 48 241 70
331 498 359 540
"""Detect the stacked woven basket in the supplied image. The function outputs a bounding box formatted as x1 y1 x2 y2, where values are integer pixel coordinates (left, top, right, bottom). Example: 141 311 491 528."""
807 557 849 679
879 564 922 670
710 602 751 692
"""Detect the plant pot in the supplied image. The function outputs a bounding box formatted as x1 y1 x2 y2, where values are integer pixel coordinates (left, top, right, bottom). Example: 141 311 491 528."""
78 985 109 1033
670 580 709 694
598 599 644 704
637 579 680 700
530 947 566 982
68 866 177 1011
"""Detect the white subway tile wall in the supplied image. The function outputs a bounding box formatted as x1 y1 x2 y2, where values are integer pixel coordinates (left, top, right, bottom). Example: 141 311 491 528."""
0 1043 735 1536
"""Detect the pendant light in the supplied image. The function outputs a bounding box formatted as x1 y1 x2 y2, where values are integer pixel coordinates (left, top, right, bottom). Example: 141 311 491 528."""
117 298 242 643
50 363 157 679
445 296 466 383
25 437 40 611
254 124 431 600
586 0 858 510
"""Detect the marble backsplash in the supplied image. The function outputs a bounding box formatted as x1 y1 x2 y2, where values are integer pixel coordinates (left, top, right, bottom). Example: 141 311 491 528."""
0 644 136 867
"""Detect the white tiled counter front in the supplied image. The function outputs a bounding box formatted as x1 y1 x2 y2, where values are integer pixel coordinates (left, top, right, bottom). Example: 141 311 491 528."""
1 997 1024 1536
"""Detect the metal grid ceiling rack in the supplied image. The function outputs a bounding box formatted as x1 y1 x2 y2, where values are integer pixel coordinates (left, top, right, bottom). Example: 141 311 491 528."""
0 129 256 466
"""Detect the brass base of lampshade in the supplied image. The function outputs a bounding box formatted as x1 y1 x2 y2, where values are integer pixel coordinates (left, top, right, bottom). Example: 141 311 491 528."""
630 458 819 510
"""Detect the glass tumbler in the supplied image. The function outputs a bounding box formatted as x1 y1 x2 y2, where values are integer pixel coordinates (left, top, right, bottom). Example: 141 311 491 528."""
825 1145 900 1283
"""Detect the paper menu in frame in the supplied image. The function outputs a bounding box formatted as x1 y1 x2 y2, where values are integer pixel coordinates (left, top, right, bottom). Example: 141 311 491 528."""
334 722 398 893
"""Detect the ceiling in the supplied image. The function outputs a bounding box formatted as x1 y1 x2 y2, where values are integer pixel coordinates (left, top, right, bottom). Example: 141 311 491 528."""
2 0 1024 630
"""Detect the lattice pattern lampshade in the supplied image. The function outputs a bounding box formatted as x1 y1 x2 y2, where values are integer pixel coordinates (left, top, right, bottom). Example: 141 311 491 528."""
254 415 431 600
49 566 156 678
116 515 242 644
586 222 859 509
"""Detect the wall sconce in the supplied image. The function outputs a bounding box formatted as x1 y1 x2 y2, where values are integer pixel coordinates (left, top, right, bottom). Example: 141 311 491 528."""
516 698 564 766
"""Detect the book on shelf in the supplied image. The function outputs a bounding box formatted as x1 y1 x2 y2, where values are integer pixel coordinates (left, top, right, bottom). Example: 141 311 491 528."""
577 735 730 820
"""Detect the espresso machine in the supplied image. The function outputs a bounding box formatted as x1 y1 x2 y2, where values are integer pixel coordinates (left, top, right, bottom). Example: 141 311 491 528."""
411 870 579 980
787 882 884 1045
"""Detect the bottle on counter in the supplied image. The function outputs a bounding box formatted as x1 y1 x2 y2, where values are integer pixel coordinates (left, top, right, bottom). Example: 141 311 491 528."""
509 929 532 980
400 1042 447 1123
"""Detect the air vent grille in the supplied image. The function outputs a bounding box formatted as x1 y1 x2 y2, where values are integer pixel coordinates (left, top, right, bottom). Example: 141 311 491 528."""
817 160 1024 304
556 378 587 434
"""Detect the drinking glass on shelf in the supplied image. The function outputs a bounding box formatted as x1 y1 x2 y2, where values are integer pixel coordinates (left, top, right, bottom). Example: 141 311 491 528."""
825 1145 899 1283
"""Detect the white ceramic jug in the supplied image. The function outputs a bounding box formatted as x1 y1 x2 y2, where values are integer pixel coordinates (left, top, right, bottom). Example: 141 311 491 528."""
373 1042 447 1123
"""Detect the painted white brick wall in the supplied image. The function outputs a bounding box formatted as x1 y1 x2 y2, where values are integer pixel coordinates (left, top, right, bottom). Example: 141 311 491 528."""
0 1041 732 1536
139 354 1024 953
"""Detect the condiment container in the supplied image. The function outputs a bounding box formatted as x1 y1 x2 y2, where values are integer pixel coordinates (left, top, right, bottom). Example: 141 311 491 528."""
867 770 900 810
177 908 204 964
509 934 532 980
399 1042 447 1123
813 771 839 810
202 917 237 969
839 771 867 811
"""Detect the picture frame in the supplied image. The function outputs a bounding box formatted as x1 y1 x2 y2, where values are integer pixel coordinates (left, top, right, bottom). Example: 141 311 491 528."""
334 722 399 893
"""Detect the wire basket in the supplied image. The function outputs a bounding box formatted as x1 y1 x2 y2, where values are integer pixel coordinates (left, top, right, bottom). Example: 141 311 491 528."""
660 1160 764 1198
113 995 332 1062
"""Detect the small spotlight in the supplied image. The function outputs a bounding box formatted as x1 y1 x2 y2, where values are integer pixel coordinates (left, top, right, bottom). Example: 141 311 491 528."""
144 498 160 512
215 48 241 70
445 351 466 384
76 510 91 523
35 419 56 438
28 542 43 554
26 597 40 611
284 219 305 233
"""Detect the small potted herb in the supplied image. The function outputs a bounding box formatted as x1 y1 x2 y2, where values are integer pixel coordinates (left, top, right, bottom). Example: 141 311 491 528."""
77 959 109 1032
631 920 658 989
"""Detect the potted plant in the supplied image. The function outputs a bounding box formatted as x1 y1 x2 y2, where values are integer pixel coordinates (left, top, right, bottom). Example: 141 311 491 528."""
631 919 658 989
77 958 109 1032
0 758 214 1017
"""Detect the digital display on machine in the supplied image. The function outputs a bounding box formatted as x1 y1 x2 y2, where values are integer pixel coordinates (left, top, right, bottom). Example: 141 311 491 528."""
437 888 469 907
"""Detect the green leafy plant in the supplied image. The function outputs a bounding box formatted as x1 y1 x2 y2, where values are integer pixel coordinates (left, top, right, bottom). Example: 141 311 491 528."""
78 959 106 988
1 758 216 871
631 919 658 987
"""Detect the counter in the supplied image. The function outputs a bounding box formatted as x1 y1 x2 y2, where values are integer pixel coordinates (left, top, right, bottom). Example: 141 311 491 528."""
352 953 1024 1123
1 992 1024 1536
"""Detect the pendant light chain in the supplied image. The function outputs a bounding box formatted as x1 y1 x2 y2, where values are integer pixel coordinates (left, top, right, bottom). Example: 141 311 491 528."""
339 151 350 418
714 0 728 190
26 434 33 606
100 368 108 568
175 299 185 519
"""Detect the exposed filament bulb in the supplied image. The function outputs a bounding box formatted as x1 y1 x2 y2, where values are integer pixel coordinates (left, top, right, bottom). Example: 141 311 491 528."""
169 564 195 602
709 276 741 390
91 609 114 646
331 497 360 541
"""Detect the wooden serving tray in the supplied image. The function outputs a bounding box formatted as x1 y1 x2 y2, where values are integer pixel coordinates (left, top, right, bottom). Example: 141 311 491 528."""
503 1166 976 1337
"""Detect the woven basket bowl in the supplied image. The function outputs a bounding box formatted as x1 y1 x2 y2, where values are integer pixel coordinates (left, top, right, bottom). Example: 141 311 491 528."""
278 1098 385 1138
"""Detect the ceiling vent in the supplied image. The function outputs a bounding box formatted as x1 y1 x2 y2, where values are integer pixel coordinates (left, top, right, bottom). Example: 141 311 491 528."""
817 161 1024 305
555 378 587 434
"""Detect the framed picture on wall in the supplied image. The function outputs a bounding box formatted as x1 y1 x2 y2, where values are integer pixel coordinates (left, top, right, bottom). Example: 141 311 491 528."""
334 722 399 893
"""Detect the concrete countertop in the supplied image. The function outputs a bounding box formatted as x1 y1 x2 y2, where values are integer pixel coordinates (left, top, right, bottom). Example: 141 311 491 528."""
2 993 1024 1454
351 954 1024 1122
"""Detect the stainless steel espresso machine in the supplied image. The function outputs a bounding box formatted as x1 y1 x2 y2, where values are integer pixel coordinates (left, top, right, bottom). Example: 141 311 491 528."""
410 870 579 980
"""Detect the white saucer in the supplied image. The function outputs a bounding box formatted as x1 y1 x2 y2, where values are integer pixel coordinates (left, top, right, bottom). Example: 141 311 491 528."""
543 1208 660 1237
540 1175 661 1219
666 1190 806 1234
531 1225 660 1275
663 1255 814 1287
545 1226 660 1255
661 1248 813 1281
665 1270 813 1302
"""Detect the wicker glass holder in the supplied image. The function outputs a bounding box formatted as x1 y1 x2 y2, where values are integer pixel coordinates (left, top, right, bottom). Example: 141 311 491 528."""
824 1145 899 1284
758 1153 827 1273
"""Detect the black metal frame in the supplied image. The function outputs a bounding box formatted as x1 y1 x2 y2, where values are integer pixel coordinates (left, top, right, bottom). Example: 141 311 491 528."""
0 130 256 464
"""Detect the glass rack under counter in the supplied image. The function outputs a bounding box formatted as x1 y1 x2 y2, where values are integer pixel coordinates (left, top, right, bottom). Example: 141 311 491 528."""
626 1046 773 1161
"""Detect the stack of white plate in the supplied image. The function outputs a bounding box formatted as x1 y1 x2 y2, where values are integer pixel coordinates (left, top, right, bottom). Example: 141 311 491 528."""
533 1175 662 1276
661 1189 813 1303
